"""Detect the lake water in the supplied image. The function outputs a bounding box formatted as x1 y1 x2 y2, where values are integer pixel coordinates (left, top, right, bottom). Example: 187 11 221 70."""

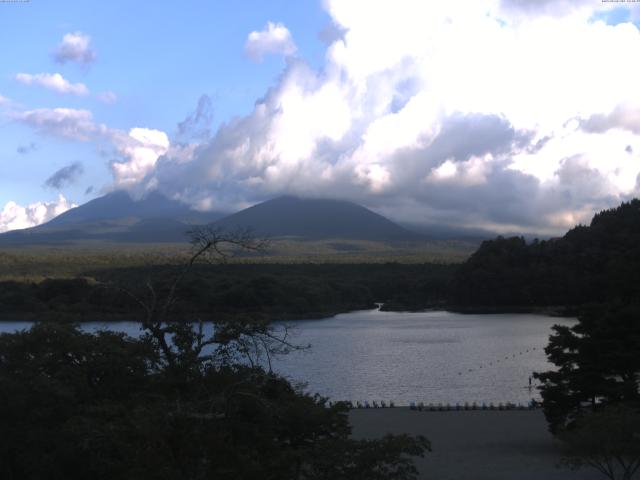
0 309 572 405
277 309 573 405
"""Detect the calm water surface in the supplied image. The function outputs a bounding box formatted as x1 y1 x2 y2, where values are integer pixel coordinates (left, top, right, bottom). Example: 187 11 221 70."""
0 309 573 405
277 309 574 405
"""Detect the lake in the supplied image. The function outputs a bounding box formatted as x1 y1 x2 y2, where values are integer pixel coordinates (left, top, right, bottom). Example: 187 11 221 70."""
0 309 572 405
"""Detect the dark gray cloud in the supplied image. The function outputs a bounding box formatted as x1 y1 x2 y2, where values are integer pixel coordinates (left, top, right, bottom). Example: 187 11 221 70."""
383 155 619 233
579 105 640 135
85 185 94 195
17 142 37 155
553 156 615 202
399 158 543 228
425 113 531 163
45 162 84 190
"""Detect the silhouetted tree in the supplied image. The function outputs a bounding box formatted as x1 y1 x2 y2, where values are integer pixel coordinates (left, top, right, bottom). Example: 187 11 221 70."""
560 404 640 480
534 304 640 434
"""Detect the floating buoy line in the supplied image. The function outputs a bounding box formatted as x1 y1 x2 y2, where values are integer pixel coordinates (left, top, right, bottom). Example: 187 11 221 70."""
455 347 539 377
326 400 541 411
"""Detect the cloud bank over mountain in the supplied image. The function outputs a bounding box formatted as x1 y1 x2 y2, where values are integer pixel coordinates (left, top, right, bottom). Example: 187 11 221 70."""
129 0 638 233
5 0 640 234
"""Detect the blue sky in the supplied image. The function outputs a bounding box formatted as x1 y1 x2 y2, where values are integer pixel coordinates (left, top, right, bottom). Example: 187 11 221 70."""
1 0 640 234
0 0 329 205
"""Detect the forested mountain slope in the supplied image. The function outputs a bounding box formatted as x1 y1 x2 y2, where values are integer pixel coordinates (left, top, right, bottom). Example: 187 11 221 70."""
450 199 640 307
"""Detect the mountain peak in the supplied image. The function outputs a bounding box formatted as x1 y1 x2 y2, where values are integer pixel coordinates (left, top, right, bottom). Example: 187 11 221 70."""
214 196 419 241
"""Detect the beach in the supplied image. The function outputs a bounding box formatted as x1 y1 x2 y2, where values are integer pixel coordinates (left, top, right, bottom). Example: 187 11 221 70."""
349 409 601 480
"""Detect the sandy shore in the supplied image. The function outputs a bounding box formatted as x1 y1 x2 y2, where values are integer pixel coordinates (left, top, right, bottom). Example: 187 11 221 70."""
349 409 601 480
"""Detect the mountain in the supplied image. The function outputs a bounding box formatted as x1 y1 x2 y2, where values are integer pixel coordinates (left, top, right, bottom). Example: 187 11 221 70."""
0 193 420 246
213 196 420 240
0 191 225 245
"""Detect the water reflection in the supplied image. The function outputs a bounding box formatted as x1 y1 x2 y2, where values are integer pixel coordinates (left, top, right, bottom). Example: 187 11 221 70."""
0 309 572 405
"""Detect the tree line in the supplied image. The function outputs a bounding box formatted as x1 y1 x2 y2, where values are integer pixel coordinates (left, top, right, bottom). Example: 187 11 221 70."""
0 263 455 322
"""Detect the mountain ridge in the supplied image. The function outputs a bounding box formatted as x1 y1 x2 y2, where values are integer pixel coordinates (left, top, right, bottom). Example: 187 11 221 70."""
43 191 197 227
0 191 225 245
0 192 421 245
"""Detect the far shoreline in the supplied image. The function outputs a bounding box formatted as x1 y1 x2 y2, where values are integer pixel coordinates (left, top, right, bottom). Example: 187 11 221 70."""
0 303 582 323
0 304 580 323
377 302 578 317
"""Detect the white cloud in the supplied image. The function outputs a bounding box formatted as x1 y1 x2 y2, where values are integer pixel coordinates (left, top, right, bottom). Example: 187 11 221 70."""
0 93 9 105
0 195 76 233
15 73 89 96
12 107 106 141
97 91 117 104
11 105 170 192
245 21 297 62
54 32 96 66
110 128 170 188
426 155 491 187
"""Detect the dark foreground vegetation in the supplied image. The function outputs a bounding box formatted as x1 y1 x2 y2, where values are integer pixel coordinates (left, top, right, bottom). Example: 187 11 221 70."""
0 229 430 480
0 323 430 480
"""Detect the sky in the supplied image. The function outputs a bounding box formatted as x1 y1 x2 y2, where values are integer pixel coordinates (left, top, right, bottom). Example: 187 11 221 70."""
1 0 640 235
